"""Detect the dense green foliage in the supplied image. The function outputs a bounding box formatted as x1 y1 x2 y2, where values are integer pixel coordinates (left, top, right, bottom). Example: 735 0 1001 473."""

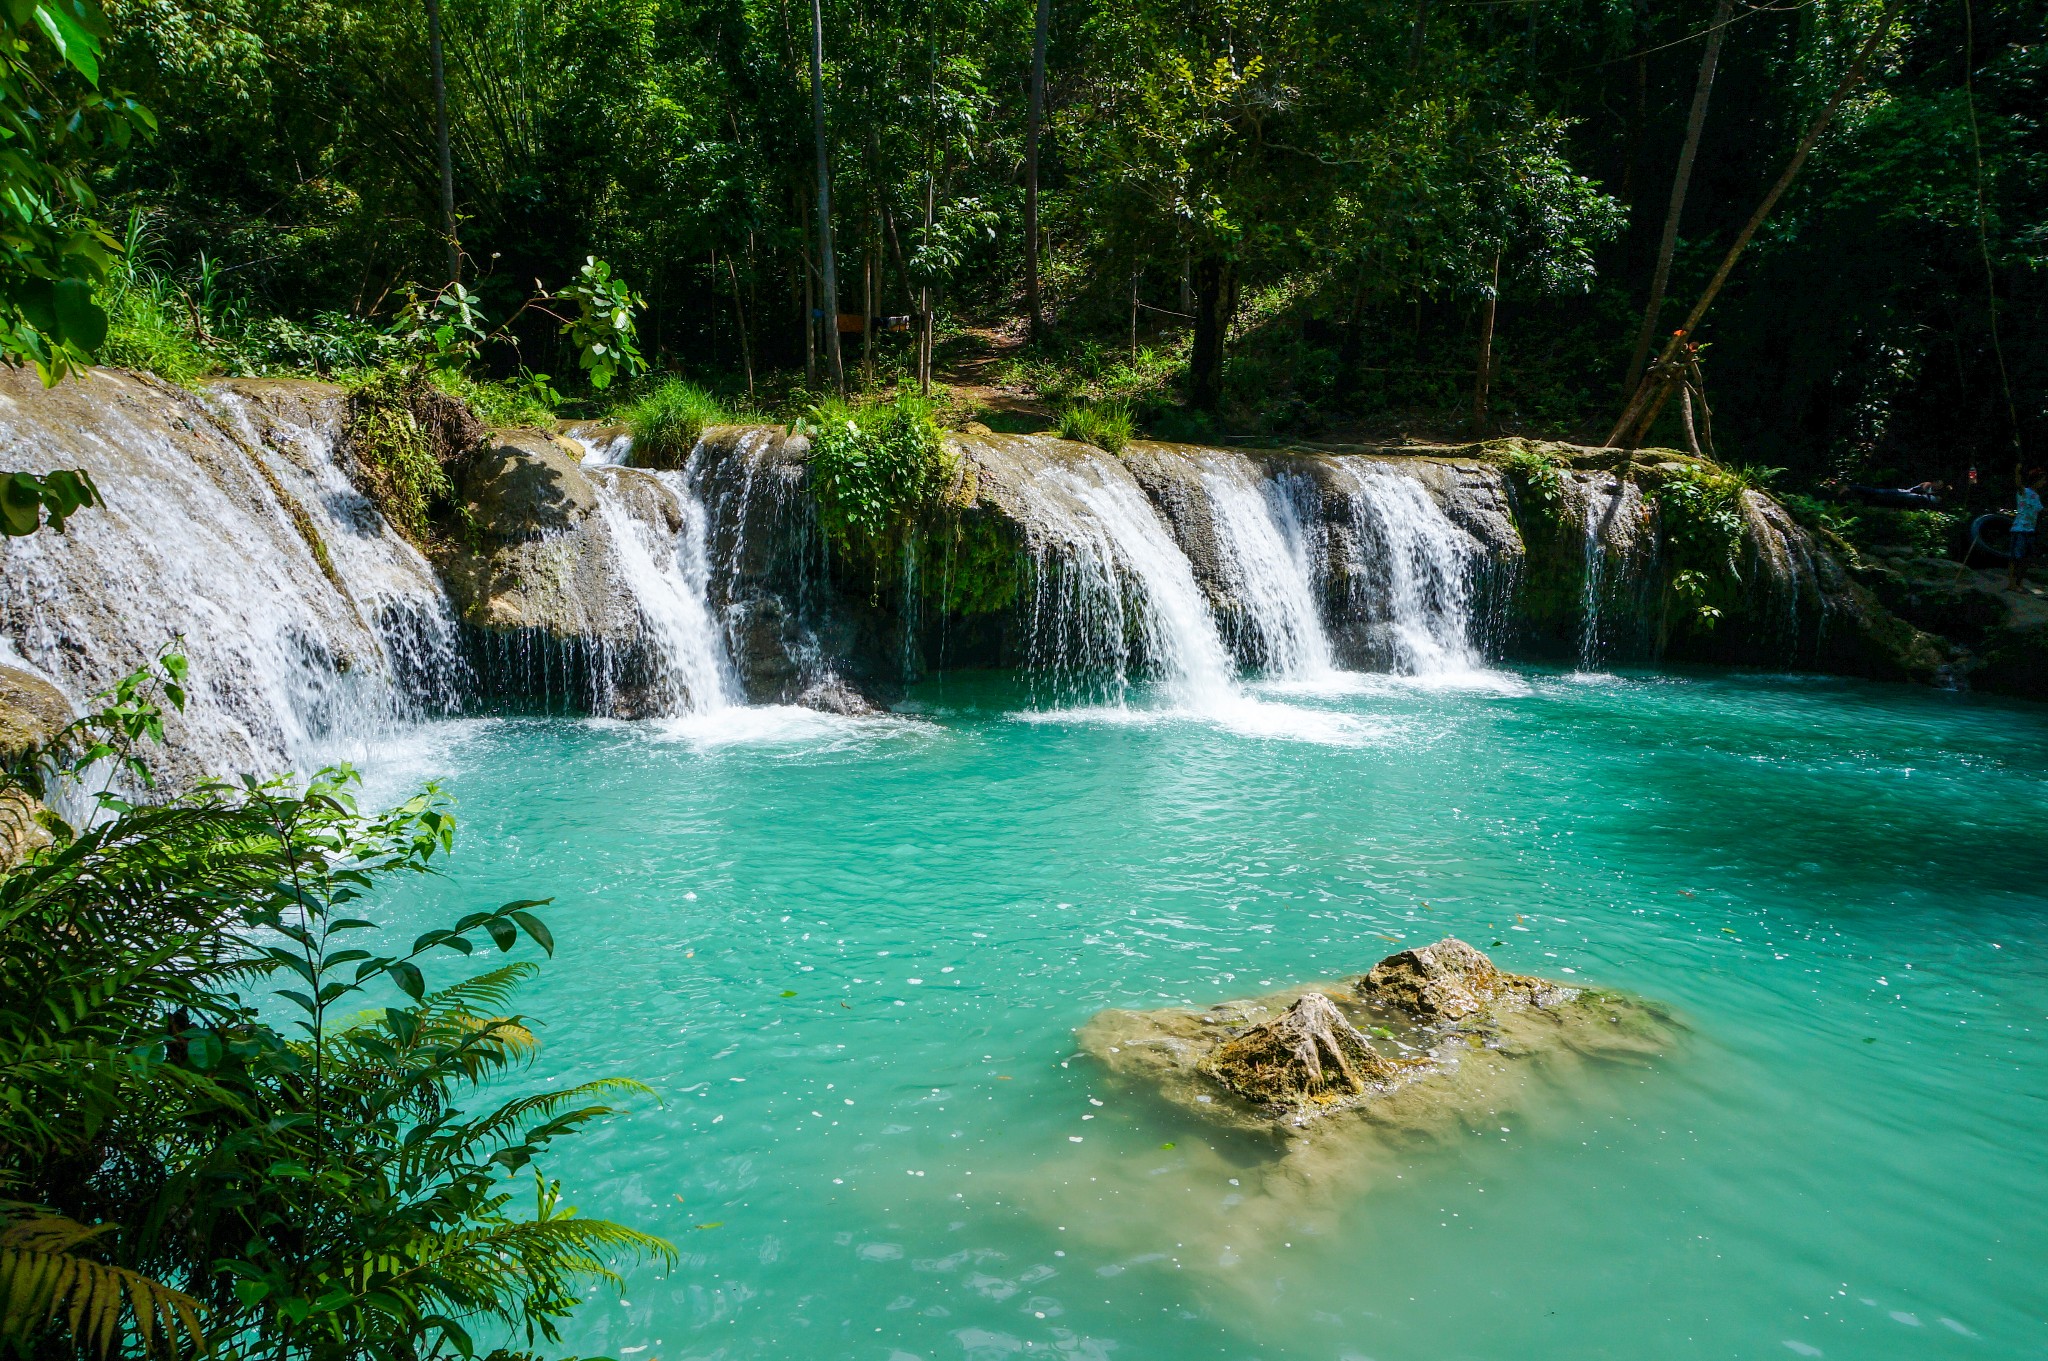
0 1 152 382
0 664 670 1361
806 393 955 560
0 0 2033 496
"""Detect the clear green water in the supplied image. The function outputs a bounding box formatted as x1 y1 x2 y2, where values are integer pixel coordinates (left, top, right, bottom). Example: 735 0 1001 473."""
362 669 2048 1360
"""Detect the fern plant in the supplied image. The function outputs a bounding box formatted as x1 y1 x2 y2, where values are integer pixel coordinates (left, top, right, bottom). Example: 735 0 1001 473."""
0 664 673 1361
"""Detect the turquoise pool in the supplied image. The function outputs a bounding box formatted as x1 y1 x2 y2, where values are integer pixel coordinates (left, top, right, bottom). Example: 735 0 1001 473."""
362 668 2048 1360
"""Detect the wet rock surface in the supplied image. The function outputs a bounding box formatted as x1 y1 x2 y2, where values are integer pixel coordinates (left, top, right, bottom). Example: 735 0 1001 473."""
1081 937 1675 1135
0 661 68 865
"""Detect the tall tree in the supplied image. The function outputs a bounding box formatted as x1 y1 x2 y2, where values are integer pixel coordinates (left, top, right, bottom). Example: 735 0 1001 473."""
426 0 457 283
1023 0 1051 339
1622 0 1732 392
810 0 845 392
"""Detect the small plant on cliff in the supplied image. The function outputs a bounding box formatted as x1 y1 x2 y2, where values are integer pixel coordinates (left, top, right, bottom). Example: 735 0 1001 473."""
1057 399 1134 455
1649 464 1749 631
1503 444 1568 518
625 379 728 469
804 391 956 559
344 367 454 544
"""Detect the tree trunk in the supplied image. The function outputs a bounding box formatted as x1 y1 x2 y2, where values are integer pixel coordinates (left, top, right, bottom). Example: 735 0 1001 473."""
1624 0 1733 392
1023 0 1051 339
1407 0 1429 71
1472 251 1500 435
1188 254 1233 409
727 253 754 398
919 169 935 396
427 0 457 283
808 0 845 393
1607 0 1908 448
802 193 817 384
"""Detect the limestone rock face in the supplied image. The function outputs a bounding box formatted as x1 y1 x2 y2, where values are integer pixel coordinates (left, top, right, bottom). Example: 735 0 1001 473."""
1357 936 1568 1023
442 431 638 640
0 661 68 865
0 662 70 761
1198 991 1400 1112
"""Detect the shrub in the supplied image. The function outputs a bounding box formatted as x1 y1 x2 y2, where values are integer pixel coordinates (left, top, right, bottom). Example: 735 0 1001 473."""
1649 463 1750 631
0 663 672 1361
806 390 955 558
1057 398 1134 455
1503 444 1569 520
623 378 727 469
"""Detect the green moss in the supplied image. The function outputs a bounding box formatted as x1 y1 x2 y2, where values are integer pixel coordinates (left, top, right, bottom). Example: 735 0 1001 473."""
918 510 1025 618
344 368 452 546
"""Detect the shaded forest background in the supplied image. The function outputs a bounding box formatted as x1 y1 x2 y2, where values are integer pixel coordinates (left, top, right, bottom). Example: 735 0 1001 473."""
94 0 2048 493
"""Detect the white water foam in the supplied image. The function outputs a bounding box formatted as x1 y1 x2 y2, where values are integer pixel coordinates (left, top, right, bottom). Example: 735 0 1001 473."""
1199 457 1334 680
1329 461 1485 677
589 462 740 717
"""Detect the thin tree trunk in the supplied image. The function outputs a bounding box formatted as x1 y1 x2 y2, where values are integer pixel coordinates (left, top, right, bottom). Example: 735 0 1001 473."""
1607 0 1907 449
863 229 875 385
1024 0 1051 340
1189 254 1233 409
1407 0 1429 71
1472 250 1500 434
802 191 817 384
1624 0 1733 392
919 168 935 395
427 0 458 283
1680 382 1702 456
809 0 845 393
727 254 754 398
1129 266 1139 361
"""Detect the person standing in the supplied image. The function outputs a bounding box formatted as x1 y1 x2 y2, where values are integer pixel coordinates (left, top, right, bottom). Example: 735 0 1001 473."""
2010 466 2046 592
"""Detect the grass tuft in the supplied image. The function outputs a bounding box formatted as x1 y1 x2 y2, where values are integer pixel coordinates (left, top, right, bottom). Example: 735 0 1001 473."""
623 379 728 469
1056 398 1134 455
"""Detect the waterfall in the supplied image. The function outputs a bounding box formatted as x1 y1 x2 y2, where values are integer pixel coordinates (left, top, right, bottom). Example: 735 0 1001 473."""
1009 456 1238 706
1327 460 1483 675
587 461 738 716
1578 483 1608 671
1573 474 1654 672
1197 456 1334 679
0 375 464 783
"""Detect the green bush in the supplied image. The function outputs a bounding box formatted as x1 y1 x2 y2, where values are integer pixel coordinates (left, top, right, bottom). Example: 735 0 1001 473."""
1057 398 1134 455
623 378 728 469
1649 463 1750 631
0 662 671 1361
1503 444 1569 519
806 390 955 559
430 366 559 429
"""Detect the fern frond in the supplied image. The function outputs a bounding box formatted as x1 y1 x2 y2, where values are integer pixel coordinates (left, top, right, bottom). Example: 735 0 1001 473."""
0 1214 205 1358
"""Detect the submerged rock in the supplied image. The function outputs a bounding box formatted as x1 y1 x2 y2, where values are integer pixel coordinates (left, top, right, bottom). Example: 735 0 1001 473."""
1082 937 1673 1135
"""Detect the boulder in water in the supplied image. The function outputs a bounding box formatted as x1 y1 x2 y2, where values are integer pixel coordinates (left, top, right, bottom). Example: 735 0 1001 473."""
1080 938 1673 1135
1356 935 1569 1022
1197 990 1402 1114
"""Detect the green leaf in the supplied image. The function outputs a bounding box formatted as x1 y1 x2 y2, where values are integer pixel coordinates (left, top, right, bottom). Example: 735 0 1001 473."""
389 961 426 1000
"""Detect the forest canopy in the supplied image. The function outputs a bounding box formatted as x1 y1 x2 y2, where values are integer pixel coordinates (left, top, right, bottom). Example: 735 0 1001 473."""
23 0 2048 487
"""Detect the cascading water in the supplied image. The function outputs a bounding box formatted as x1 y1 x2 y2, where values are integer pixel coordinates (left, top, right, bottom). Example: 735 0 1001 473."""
1010 456 1238 707
0 375 465 782
1572 473 1655 672
588 464 738 716
1197 456 1335 679
1326 460 1484 675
